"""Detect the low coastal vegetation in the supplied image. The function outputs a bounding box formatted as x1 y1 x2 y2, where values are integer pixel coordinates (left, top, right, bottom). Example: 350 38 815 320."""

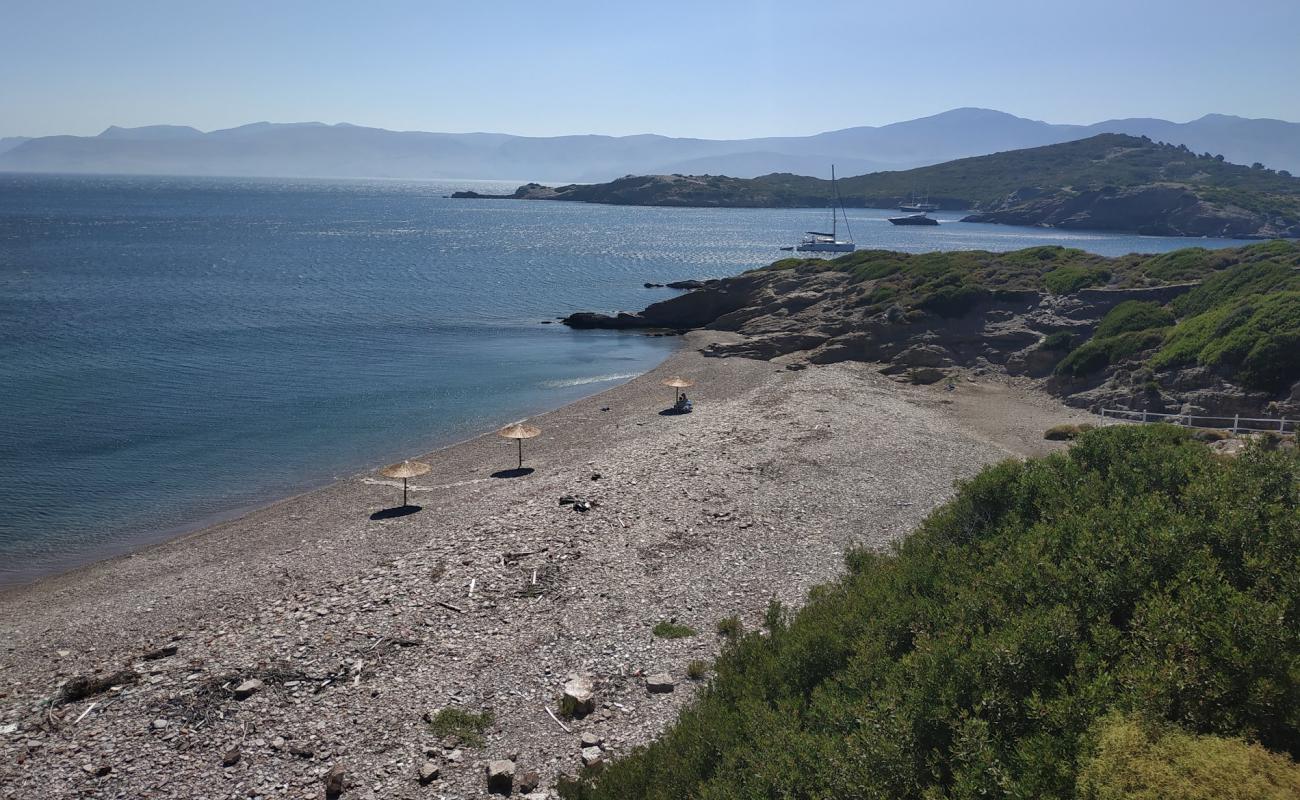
487 134 1300 237
427 707 494 748
559 426 1300 799
652 621 697 639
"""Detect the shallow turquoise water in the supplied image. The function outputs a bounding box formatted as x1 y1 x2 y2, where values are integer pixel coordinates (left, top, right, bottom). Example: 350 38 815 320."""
0 173 1246 581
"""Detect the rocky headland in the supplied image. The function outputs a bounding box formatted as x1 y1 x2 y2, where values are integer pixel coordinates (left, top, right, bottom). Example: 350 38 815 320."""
460 135 1300 239
564 242 1300 418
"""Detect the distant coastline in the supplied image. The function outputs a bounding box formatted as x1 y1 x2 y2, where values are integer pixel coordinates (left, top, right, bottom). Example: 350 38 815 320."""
454 135 1300 240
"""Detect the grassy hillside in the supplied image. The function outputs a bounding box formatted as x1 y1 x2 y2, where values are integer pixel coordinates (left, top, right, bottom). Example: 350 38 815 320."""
559 425 1300 799
773 240 1300 393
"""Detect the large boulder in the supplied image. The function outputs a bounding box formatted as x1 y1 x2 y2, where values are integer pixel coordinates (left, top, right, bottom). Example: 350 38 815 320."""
486 760 516 795
562 674 596 717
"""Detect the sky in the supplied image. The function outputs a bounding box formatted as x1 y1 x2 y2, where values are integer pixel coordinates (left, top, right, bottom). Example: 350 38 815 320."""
3 0 1300 140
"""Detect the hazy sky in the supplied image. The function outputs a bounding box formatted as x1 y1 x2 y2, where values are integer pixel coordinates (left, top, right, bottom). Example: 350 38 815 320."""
4 0 1299 139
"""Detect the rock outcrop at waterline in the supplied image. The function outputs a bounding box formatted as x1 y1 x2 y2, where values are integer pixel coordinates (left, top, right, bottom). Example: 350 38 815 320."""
562 262 1300 417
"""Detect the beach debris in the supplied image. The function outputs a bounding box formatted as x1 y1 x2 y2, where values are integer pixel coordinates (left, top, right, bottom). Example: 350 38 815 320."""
289 743 314 759
580 746 604 767
324 764 348 799
645 673 675 693
151 718 168 730
559 495 577 505
58 669 139 705
590 472 601 481
418 760 440 785
233 678 264 700
574 500 593 513
0 723 19 735
141 645 178 661
221 746 241 767
518 770 541 793
561 674 596 717
486 758 516 795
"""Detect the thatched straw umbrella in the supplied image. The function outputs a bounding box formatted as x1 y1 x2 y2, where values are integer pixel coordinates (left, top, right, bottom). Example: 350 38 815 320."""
498 422 541 470
662 376 695 404
378 460 431 507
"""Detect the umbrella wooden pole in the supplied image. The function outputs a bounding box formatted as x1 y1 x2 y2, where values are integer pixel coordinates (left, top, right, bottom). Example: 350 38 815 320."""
402 477 408 507
517 438 524 469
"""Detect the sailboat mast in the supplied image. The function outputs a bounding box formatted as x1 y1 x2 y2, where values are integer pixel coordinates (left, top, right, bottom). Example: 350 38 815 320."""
831 165 837 239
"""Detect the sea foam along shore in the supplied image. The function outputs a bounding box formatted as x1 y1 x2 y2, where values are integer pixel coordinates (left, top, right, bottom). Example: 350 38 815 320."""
0 331 1092 799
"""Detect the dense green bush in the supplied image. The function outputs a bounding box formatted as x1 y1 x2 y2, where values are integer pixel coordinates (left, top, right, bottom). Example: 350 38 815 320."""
1156 291 1300 392
1095 301 1176 338
560 426 1300 800
1045 265 1111 294
1173 260 1300 318
1056 329 1167 378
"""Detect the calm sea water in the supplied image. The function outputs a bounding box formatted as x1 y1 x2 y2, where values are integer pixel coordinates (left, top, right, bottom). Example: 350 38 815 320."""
0 173 1247 583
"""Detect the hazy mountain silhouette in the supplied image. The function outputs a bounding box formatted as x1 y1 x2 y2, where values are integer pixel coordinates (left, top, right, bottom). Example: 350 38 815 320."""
2 108 1297 181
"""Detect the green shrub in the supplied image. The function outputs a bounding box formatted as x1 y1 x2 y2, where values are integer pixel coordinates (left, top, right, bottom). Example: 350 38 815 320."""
715 615 742 639
686 660 709 680
1077 714 1300 800
559 426 1300 800
427 707 494 748
915 282 990 317
1057 330 1167 378
1045 265 1111 294
1096 300 1175 338
1173 260 1300 318
652 621 696 639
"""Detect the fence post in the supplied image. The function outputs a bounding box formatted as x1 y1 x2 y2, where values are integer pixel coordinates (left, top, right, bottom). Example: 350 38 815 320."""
1283 418 1289 434
1141 410 1148 424
1232 414 1239 435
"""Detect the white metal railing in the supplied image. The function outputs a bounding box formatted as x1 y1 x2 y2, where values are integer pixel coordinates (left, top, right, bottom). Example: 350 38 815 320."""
1100 408 1295 434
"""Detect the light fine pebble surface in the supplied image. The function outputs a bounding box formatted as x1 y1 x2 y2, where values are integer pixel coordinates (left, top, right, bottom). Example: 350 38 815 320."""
0 332 1092 799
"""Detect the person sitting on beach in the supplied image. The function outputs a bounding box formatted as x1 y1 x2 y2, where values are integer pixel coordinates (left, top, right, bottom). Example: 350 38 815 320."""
674 393 693 413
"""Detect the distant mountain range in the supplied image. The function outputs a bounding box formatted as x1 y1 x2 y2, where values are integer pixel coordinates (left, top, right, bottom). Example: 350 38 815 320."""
2 108 1299 182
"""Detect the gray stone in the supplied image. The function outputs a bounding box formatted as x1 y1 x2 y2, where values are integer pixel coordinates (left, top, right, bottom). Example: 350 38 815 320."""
418 761 440 785
580 746 604 767
324 765 347 800
233 679 264 700
645 673 675 693
517 770 540 793
579 731 602 748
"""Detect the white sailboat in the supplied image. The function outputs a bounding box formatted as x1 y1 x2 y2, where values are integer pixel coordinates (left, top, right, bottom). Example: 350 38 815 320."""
794 165 856 253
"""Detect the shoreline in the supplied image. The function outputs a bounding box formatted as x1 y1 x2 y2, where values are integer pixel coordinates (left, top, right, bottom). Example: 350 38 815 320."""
0 332 1095 798
0 343 683 591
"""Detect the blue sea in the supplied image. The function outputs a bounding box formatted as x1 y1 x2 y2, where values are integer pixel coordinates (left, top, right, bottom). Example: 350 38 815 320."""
0 173 1248 583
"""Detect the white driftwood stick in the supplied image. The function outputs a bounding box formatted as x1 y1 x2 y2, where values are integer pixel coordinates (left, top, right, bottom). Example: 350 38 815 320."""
74 701 98 725
545 706 572 733
468 577 476 597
